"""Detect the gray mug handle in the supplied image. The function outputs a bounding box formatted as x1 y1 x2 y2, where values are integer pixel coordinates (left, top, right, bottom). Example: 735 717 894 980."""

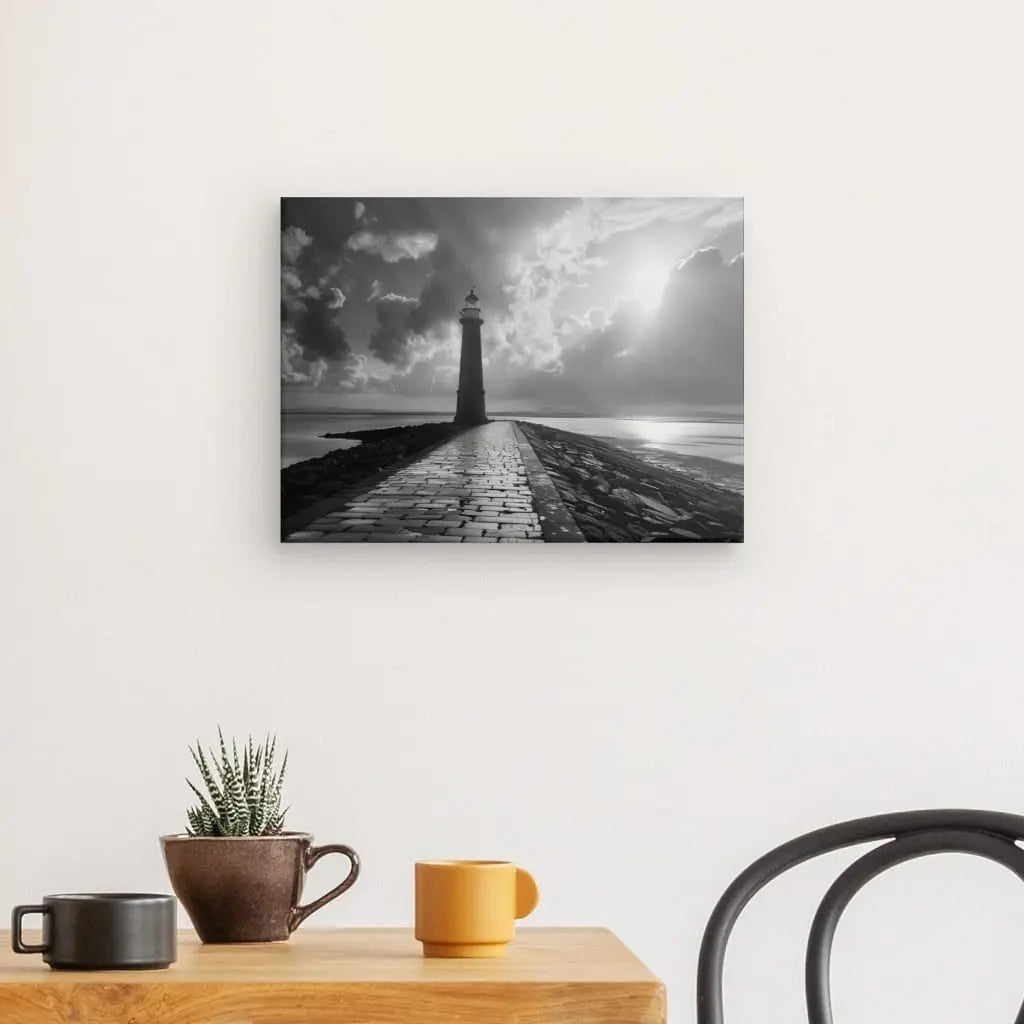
11 905 49 954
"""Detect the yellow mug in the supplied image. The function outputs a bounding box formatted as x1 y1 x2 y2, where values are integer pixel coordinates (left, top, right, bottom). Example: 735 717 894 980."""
415 860 539 958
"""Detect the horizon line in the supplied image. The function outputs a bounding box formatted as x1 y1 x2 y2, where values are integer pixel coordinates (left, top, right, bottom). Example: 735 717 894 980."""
282 408 745 420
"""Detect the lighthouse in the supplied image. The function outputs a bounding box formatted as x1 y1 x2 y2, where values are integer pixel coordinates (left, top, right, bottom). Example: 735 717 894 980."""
454 286 487 425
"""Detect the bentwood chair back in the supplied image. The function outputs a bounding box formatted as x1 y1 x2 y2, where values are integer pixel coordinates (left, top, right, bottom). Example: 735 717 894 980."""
696 809 1024 1024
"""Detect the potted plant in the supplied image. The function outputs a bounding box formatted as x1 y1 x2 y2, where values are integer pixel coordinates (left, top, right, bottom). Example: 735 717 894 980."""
161 730 359 943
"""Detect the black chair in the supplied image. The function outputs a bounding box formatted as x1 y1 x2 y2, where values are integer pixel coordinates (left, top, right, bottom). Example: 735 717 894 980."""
697 809 1024 1024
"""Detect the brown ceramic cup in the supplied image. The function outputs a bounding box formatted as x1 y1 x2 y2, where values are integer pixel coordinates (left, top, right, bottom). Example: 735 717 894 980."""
160 832 359 943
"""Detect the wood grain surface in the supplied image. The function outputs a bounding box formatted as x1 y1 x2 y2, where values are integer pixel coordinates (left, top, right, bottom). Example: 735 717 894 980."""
0 926 666 1023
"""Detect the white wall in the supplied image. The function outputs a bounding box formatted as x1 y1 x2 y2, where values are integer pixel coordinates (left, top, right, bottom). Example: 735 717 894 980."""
2 1 1023 1020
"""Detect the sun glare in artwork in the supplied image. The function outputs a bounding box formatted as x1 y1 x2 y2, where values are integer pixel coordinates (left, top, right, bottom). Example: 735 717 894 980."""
630 262 673 311
630 418 686 445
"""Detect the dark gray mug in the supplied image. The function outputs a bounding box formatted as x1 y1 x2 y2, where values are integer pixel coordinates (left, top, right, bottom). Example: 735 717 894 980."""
11 893 176 970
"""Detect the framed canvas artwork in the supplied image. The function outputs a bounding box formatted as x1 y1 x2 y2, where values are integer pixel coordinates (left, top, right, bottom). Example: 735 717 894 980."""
281 198 743 543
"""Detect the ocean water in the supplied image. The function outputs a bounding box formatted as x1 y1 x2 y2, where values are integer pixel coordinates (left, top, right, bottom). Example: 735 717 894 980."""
281 411 744 469
281 412 455 467
521 416 743 466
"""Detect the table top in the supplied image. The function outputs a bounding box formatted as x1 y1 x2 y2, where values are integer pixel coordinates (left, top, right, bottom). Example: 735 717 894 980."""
0 927 666 1024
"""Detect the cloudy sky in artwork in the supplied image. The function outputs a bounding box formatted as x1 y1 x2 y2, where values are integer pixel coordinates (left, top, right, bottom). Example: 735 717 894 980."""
281 198 743 416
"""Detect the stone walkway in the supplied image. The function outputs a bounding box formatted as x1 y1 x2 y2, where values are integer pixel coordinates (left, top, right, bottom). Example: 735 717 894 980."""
286 421 544 542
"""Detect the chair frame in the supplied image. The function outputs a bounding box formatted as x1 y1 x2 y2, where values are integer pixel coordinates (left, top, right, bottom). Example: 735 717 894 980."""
696 809 1024 1024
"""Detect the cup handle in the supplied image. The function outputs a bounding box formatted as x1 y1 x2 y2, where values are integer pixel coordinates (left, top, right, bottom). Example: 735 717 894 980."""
288 843 361 933
515 867 539 919
11 905 49 954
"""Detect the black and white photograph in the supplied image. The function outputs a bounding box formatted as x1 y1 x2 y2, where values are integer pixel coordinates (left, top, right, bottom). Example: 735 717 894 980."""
281 197 743 542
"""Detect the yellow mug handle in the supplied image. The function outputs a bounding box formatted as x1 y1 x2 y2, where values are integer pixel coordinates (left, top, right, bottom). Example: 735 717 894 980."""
515 867 539 919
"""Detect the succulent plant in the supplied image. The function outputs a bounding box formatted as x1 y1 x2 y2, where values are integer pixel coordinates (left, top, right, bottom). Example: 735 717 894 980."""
185 729 289 837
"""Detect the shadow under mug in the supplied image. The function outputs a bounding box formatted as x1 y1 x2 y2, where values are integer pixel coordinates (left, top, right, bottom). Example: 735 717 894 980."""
11 893 176 970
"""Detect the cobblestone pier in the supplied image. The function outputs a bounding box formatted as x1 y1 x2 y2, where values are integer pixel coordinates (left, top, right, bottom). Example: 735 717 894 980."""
286 421 546 543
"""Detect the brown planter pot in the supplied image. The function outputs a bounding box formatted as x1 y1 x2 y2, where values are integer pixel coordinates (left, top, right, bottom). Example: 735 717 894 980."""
160 832 359 943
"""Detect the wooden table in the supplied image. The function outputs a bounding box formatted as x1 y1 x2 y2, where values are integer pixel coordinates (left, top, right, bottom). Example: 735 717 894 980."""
0 927 666 1023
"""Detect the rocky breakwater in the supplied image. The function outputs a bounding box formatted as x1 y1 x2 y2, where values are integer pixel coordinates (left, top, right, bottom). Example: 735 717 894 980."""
516 422 743 542
282 422 468 522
